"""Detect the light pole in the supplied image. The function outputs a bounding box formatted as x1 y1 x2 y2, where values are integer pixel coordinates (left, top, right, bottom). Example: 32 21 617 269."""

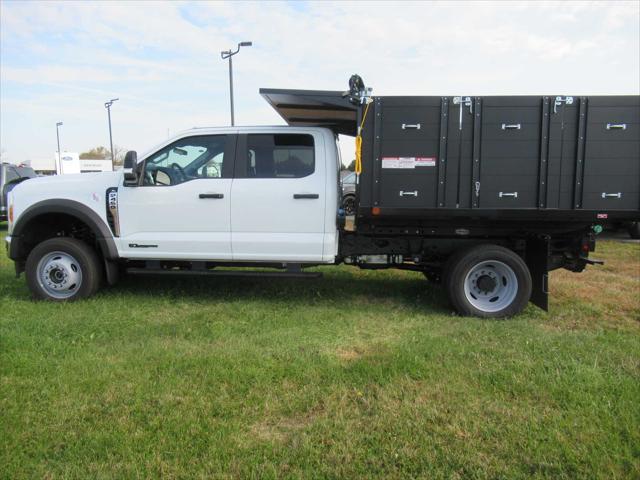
55 122 63 175
104 98 119 167
220 41 252 126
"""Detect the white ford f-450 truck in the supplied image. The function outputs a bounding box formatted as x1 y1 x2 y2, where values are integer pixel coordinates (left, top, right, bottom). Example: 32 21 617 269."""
6 78 640 317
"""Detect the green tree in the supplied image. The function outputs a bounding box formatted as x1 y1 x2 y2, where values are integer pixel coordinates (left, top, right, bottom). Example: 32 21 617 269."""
79 146 109 159
79 145 127 166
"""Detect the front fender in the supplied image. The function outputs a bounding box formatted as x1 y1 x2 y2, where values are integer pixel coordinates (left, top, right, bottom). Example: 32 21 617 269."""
8 199 119 261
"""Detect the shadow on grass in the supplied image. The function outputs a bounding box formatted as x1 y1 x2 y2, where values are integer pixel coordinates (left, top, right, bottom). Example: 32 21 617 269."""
103 268 452 315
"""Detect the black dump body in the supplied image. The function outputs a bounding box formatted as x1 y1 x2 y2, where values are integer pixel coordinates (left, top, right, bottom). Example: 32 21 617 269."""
262 89 640 232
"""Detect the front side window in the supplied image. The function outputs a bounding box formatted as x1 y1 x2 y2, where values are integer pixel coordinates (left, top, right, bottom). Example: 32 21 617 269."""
245 134 314 178
142 135 227 186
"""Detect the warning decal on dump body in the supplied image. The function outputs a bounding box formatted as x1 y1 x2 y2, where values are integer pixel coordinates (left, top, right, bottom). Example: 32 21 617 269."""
382 156 436 169
415 157 436 167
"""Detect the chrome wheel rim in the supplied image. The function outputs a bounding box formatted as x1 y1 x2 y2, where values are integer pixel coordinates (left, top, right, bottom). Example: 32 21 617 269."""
36 251 83 299
463 260 518 313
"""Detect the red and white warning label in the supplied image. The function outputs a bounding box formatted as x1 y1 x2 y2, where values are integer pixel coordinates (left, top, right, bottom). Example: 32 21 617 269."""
382 156 436 169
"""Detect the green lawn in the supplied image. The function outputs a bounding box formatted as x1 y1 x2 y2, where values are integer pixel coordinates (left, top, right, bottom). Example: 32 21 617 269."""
1 226 639 479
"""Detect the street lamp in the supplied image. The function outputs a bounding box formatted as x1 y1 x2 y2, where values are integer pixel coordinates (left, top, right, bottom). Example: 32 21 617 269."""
55 122 63 175
104 98 119 167
220 41 252 126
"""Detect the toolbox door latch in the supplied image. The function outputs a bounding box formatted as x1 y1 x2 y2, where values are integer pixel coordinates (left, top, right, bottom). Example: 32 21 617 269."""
553 96 574 113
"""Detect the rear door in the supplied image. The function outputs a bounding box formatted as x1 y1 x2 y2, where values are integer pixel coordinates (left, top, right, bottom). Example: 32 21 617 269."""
581 96 640 210
230 131 327 262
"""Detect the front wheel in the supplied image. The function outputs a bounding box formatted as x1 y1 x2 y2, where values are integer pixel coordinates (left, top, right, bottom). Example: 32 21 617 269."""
445 245 532 318
25 237 103 301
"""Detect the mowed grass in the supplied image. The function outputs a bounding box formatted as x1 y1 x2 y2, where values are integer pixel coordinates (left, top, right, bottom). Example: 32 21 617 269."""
1 227 639 479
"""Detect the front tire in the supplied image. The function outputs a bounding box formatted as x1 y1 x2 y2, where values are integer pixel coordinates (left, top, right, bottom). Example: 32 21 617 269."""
25 237 103 301
445 245 532 318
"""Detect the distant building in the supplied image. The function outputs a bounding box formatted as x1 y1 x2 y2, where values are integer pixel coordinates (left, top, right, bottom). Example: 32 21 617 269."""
27 153 114 175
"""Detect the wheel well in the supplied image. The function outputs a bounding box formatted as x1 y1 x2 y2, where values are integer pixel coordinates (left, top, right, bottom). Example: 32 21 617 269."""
16 213 102 261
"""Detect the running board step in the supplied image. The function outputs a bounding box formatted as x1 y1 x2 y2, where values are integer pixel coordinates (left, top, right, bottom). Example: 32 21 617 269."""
126 268 322 279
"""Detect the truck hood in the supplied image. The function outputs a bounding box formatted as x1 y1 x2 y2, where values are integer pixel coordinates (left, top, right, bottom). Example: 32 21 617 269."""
17 171 122 189
9 171 123 233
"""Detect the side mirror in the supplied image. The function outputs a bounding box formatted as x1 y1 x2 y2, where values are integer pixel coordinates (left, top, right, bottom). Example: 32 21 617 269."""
123 151 138 186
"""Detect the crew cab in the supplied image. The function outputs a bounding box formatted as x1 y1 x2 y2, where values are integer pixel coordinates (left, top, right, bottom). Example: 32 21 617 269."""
5 77 640 317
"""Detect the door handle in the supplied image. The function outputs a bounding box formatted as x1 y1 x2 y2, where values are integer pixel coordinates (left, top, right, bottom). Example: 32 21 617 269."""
501 123 521 130
199 193 224 199
293 193 319 199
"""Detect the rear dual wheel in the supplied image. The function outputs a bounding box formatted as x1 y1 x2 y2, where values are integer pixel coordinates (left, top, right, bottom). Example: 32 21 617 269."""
444 245 532 318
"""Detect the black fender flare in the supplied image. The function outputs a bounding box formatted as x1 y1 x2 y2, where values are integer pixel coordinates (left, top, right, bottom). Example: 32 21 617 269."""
8 199 119 261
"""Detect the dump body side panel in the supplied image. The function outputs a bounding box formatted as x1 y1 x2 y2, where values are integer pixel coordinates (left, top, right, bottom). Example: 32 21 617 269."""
357 95 640 226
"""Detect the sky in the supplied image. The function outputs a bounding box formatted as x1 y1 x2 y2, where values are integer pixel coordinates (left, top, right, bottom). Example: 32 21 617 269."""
1 0 639 165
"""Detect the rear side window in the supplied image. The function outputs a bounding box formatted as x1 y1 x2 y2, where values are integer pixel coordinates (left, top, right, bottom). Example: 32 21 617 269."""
245 134 314 178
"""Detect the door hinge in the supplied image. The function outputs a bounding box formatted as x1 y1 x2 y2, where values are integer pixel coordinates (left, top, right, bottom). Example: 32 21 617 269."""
453 96 473 130
474 181 481 198
553 96 574 114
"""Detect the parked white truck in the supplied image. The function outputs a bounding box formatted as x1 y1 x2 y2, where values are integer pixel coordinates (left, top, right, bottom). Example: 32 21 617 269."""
5 78 639 317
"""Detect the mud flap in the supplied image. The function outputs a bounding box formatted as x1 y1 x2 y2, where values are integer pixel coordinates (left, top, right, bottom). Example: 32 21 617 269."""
526 236 549 311
104 259 120 286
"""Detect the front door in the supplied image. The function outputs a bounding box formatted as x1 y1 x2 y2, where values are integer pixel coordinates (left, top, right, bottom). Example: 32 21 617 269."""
118 134 235 260
230 132 326 262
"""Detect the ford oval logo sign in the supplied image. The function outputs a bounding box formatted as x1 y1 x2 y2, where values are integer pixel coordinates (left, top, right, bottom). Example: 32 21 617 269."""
62 156 73 161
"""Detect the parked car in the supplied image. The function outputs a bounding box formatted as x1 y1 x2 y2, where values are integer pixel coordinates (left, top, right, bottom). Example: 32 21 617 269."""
341 171 356 215
1 163 37 221
5 77 639 317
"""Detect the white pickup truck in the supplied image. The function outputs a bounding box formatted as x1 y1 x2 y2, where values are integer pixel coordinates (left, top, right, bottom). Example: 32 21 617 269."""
7 80 637 317
6 127 345 291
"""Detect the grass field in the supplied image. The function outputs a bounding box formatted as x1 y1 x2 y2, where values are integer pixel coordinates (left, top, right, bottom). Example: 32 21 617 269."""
1 226 639 479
